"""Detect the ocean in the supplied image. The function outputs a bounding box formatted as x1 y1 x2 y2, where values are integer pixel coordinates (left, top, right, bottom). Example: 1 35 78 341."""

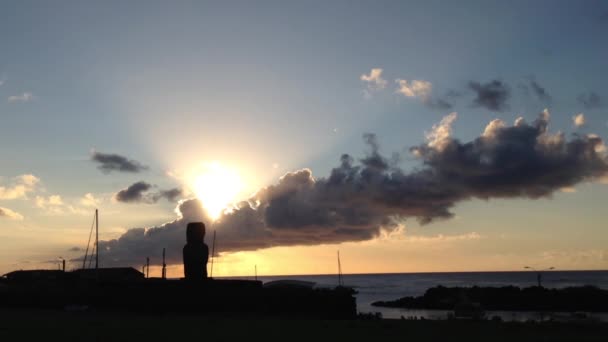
230 270 608 320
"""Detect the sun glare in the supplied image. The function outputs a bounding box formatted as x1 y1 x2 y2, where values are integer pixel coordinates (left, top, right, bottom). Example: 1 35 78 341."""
192 162 242 220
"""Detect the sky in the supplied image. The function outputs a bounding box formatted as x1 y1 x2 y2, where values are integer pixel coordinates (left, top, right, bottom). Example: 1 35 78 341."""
1 1 608 277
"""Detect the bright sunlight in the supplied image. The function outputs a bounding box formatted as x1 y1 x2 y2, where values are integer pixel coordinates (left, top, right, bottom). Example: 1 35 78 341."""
192 162 242 220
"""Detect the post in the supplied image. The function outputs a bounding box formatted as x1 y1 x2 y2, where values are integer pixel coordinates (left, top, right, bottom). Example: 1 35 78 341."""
255 264 257 281
162 248 167 280
525 266 554 288
146 257 150 278
62 259 66 272
337 251 343 286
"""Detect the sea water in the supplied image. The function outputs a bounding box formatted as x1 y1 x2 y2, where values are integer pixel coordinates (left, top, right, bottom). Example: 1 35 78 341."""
232 271 608 320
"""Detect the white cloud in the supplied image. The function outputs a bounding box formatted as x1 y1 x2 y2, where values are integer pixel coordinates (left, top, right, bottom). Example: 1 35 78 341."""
395 79 432 100
80 193 100 207
426 112 458 151
514 117 526 127
482 119 506 138
36 195 89 215
540 249 608 265
401 232 482 243
0 174 40 200
8 92 34 103
540 108 550 121
587 133 607 153
35 195 66 214
360 68 387 95
572 113 585 127
35 195 64 208
374 223 481 244
18 174 40 187
0 207 24 220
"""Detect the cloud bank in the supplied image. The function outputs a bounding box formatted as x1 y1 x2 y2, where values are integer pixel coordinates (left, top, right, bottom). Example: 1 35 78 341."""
91 151 149 173
96 112 608 266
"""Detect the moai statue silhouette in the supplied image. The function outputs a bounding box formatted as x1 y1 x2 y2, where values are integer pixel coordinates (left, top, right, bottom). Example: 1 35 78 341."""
183 222 209 280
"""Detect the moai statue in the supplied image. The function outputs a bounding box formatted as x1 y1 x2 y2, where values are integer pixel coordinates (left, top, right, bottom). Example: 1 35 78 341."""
183 222 209 280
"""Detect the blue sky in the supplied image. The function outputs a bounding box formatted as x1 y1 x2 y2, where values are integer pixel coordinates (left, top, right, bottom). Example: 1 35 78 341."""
1 1 607 275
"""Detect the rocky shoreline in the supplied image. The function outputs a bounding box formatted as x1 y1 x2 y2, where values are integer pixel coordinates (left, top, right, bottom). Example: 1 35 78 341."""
372 285 608 312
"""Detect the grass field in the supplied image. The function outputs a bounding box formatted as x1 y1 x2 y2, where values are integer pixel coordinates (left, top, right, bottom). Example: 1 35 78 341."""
1 308 607 342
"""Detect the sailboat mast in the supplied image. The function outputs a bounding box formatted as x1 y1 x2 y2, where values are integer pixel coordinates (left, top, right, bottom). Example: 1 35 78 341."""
95 209 99 270
210 230 216 278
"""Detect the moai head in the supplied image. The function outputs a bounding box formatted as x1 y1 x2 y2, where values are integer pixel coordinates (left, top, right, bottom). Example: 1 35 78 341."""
186 222 206 244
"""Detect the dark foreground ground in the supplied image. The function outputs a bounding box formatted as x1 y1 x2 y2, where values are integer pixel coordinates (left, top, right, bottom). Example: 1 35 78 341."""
1 308 607 342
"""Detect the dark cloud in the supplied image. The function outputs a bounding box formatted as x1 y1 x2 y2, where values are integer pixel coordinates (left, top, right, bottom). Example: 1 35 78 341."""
528 78 552 104
114 181 153 203
156 188 184 202
423 90 463 111
69 247 82 252
91 152 148 173
114 182 183 204
577 92 603 109
445 89 463 99
425 98 453 110
468 80 511 112
95 113 608 267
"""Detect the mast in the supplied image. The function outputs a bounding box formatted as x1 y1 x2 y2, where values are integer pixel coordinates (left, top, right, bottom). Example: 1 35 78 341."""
95 209 99 270
210 230 216 278
82 211 96 269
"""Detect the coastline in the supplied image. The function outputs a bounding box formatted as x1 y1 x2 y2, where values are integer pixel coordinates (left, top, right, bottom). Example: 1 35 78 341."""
242 270 608 319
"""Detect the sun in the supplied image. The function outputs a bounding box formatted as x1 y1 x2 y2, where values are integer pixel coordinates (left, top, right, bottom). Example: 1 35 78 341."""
192 162 242 220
